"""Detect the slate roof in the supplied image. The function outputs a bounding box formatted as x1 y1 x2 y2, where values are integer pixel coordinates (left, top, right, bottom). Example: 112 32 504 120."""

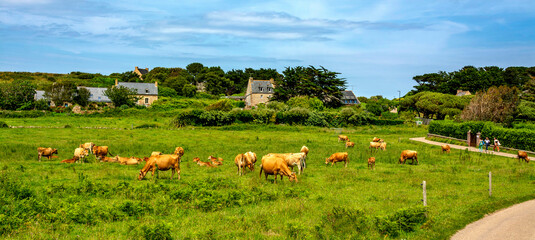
137 68 149 75
81 87 110 102
34 90 46 100
251 80 274 94
341 90 360 104
117 82 158 95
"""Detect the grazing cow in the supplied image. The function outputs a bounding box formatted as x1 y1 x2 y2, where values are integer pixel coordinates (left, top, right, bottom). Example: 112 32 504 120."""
193 157 215 167
368 157 376 170
208 156 223 166
518 151 530 163
244 151 257 165
369 142 381 150
379 142 387 151
325 152 349 167
399 150 418 165
265 153 306 174
259 156 297 183
151 152 163 156
138 154 181 180
79 142 95 153
37 147 58 162
174 147 185 157
441 145 451 153
235 154 254 175
372 137 382 142
345 141 355 148
74 147 89 163
338 135 349 142
92 145 111 160
61 157 76 163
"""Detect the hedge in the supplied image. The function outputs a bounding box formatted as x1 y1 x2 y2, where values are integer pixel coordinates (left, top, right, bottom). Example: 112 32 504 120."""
429 120 535 151
171 109 404 128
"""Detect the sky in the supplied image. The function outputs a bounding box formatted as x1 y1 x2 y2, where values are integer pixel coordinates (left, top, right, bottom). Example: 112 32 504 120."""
1 0 534 97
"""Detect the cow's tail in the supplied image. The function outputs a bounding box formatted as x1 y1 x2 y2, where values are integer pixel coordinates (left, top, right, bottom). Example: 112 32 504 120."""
259 164 263 178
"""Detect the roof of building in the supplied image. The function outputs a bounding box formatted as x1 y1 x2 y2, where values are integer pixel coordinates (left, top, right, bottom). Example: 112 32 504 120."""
341 90 357 100
117 82 158 95
81 87 111 102
34 90 46 100
137 68 149 75
456 90 471 96
251 80 274 94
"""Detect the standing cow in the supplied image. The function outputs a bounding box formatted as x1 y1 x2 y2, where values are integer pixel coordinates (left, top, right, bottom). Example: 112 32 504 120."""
325 152 349 167
399 150 418 165
37 147 58 162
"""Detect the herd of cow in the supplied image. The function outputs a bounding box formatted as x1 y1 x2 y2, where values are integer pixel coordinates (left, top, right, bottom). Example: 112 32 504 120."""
35 134 530 183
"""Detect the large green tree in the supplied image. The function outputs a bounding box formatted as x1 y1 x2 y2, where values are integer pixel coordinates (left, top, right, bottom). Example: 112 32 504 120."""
400 91 472 119
0 80 36 110
104 86 139 107
273 66 346 108
44 81 77 107
73 87 91 107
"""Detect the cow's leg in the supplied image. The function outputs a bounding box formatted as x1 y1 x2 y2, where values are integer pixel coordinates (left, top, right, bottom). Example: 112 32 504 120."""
177 167 181 180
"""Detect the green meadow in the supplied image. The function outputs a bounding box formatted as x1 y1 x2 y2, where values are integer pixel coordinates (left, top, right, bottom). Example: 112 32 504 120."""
1 116 534 239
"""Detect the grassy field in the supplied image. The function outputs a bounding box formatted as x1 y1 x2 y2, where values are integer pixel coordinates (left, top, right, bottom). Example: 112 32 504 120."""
1 116 534 239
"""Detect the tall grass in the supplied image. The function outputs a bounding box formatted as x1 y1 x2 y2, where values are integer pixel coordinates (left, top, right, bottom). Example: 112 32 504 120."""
0 117 533 239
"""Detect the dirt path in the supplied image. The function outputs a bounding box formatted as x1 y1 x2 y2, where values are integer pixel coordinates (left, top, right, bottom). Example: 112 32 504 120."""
409 137 518 159
449 199 535 240
411 137 535 239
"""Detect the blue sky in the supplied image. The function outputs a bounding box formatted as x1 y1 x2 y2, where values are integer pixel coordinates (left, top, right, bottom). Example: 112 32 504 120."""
1 0 534 97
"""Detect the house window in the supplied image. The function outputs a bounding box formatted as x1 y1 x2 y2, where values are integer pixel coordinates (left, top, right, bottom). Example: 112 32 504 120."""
259 87 263 92
98 96 101 100
260 95 263 99
267 87 271 92
145 98 149 104
145 89 149 93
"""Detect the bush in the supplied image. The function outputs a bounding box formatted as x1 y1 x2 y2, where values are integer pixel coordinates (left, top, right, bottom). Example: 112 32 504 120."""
276 107 311 125
142 222 173 240
0 121 8 128
376 207 427 237
267 101 288 111
322 207 368 233
34 99 50 111
205 99 234 112
287 96 324 110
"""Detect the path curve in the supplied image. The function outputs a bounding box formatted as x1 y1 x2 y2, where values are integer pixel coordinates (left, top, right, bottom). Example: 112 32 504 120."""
409 137 518 158
450 199 535 240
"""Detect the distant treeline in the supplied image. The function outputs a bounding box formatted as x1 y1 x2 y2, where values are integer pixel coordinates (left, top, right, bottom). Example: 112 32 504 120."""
410 66 535 97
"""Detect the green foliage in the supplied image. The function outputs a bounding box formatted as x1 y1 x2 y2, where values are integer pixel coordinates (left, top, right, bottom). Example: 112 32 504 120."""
401 91 472 119
142 223 173 240
376 207 427 237
0 80 36 110
273 66 346 108
73 87 91 107
287 96 324 111
0 121 8 128
44 81 77 106
182 84 197 97
205 99 234 112
516 100 535 120
322 207 368 233
158 87 178 98
266 101 288 111
104 86 139 108
151 97 212 111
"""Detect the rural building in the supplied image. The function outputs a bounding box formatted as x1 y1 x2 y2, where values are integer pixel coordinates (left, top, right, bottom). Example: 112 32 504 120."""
456 90 471 96
133 66 149 80
341 90 360 105
84 87 111 103
244 77 275 108
115 80 158 106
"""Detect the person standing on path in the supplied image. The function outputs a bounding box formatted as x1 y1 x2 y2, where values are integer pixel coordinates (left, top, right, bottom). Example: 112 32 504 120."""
479 139 484 152
494 137 501 152
485 137 491 152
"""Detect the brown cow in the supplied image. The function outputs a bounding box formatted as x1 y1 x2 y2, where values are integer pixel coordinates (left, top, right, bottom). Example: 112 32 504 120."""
116 156 142 165
208 155 223 166
265 153 306 174
518 151 530 163
345 141 355 148
338 135 349 142
92 145 111 160
379 142 387 151
369 142 381 150
61 157 76 163
194 157 215 167
79 142 94 153
235 154 254 175
101 156 117 162
399 150 418 165
138 154 181 180
259 156 297 183
368 157 376 170
174 147 185 157
441 145 451 153
300 146 309 170
37 147 58 162
244 151 257 165
325 152 349 167
372 137 382 142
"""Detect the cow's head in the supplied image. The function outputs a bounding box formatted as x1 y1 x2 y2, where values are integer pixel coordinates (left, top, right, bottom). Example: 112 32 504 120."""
52 149 58 154
174 147 184 157
399 157 405 164
289 172 298 182
325 157 330 165
193 157 200 162
138 170 147 180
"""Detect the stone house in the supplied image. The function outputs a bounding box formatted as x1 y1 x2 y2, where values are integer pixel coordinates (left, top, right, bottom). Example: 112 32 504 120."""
244 77 275 108
134 66 149 80
341 90 360 105
115 80 158 106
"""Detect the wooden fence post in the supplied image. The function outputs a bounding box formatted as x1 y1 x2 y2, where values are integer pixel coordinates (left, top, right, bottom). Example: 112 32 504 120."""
489 172 492 197
422 180 427 206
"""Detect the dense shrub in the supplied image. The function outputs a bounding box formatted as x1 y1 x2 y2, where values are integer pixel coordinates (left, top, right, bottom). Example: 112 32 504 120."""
322 207 368 233
0 121 8 128
276 107 311 125
142 222 173 240
429 120 486 140
205 99 234 111
375 207 427 237
0 110 47 118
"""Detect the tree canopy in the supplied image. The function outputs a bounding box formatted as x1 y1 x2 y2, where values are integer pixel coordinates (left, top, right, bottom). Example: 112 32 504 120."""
104 86 139 107
400 91 472 120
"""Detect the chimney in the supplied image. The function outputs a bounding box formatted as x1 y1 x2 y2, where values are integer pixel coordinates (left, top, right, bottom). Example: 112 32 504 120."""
145 68 149 71
155 81 158 88
115 78 118 86
135 66 139 71
269 78 275 88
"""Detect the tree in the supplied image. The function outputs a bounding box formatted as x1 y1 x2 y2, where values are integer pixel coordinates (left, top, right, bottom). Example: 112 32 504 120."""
461 86 520 124
104 86 139 107
44 81 77 107
73 87 91 107
186 63 205 83
158 87 178 98
204 72 233 96
0 80 36 110
273 66 346 108
182 84 197 97
400 91 472 119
